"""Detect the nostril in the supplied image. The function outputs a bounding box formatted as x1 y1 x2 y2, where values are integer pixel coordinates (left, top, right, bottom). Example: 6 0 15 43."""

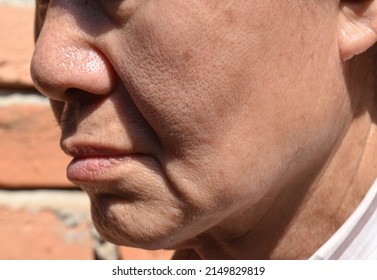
64 88 108 104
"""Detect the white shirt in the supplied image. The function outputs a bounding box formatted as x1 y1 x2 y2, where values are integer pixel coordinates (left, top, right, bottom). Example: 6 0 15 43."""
310 179 377 259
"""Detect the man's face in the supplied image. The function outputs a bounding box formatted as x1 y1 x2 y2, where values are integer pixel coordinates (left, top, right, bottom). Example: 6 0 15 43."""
31 0 350 249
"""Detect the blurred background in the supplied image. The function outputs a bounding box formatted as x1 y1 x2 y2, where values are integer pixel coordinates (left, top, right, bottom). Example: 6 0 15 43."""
0 0 173 260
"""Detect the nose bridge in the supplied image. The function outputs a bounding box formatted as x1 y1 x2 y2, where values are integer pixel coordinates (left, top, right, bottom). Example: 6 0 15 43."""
31 2 115 101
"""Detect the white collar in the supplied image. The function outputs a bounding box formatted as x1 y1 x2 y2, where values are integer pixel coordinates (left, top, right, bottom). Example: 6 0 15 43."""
310 179 377 259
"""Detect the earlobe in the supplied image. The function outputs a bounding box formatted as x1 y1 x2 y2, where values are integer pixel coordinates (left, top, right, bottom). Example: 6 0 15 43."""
338 1 377 61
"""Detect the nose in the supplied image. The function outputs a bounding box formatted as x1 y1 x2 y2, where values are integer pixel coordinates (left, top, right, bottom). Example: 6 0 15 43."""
30 2 115 102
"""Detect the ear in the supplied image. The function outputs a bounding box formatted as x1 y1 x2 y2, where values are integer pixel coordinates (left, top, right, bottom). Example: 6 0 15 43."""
338 0 377 61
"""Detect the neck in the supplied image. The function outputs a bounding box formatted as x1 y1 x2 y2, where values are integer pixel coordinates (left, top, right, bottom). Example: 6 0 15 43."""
188 54 377 260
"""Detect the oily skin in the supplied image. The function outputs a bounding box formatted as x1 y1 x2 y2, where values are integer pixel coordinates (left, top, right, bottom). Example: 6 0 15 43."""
31 0 377 258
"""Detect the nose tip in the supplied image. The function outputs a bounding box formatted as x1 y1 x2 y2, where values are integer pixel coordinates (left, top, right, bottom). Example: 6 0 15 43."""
30 25 115 102
32 45 115 101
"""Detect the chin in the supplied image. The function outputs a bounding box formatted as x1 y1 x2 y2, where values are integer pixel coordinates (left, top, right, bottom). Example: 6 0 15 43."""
88 193 192 250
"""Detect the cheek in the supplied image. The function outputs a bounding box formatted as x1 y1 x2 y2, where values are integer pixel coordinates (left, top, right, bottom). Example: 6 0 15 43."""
112 6 259 156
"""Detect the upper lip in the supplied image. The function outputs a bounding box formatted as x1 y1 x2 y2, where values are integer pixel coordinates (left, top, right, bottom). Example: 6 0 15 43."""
61 141 134 158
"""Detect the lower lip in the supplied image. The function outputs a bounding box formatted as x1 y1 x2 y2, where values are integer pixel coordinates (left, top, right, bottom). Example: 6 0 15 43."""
67 156 129 182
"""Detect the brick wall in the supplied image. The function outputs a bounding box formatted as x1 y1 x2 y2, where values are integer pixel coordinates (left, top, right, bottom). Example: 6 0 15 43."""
0 1 173 260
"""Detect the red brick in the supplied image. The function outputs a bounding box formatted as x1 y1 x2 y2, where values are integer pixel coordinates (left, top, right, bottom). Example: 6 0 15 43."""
0 103 74 188
0 5 35 89
119 246 174 260
0 207 93 259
